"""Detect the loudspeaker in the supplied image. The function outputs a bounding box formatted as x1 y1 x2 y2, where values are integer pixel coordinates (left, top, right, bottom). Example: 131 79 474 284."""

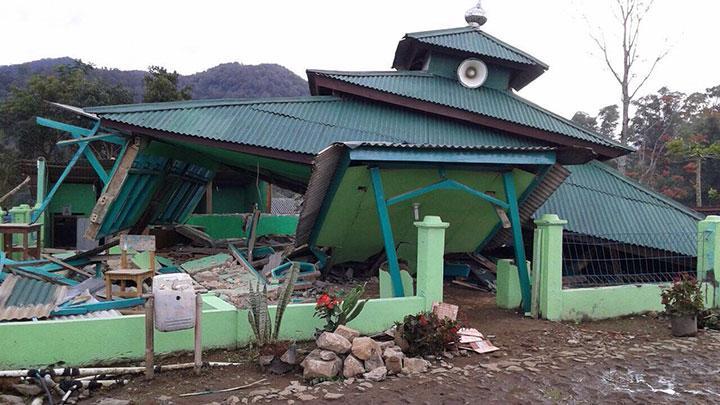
457 58 488 89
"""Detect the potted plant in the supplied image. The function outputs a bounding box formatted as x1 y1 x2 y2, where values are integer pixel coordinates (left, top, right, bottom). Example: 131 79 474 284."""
661 275 704 337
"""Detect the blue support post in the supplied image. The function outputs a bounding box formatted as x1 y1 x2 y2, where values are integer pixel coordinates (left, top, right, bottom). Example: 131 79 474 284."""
369 167 405 297
503 171 532 313
30 142 89 223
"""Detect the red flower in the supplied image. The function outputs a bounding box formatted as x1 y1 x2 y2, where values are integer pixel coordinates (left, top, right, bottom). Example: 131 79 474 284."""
418 315 428 326
327 298 340 310
316 293 331 308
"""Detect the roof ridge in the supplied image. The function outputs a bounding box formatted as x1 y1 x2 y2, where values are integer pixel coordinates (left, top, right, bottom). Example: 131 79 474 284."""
308 69 431 78
586 161 704 219
86 96 340 114
405 26 475 38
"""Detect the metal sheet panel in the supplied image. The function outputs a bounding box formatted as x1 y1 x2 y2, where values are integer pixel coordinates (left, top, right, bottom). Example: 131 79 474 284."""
535 161 703 255
85 97 549 156
0 275 67 321
404 26 546 67
309 71 628 152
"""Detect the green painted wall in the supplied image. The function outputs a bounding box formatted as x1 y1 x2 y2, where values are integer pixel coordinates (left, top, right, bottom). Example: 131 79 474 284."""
209 182 268 214
185 214 298 240
0 295 238 368
47 184 96 216
316 167 534 266
427 52 511 90
0 214 447 368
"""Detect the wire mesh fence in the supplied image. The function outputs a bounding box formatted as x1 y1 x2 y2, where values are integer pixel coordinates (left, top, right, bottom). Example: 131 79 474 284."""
561 231 698 289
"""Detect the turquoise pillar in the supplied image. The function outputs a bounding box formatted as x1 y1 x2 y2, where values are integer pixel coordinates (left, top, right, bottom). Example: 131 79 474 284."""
698 215 720 308
502 171 532 313
415 215 449 311
369 167 404 297
533 214 566 321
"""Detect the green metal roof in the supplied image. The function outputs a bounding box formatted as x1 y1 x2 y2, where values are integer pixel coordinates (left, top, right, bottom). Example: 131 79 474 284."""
536 161 703 255
87 96 548 155
403 26 547 68
309 70 630 155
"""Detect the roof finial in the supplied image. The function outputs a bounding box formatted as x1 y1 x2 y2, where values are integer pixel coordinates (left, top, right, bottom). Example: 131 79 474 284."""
465 0 487 27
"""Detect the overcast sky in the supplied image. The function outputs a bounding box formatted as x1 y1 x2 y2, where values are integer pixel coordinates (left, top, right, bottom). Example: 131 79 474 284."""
1 0 718 118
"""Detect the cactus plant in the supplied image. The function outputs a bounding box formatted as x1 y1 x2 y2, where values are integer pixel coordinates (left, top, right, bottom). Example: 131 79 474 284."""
247 262 300 346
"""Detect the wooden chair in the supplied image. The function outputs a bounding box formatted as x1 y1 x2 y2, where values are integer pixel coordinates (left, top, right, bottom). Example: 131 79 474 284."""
104 235 156 300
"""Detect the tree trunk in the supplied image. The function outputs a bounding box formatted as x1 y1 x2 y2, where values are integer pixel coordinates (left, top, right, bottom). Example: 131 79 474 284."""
696 157 703 208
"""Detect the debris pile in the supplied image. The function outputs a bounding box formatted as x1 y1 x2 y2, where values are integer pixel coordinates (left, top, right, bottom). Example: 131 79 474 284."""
300 325 432 382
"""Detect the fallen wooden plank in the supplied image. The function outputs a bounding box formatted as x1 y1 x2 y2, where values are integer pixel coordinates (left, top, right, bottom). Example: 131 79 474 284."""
41 254 93 278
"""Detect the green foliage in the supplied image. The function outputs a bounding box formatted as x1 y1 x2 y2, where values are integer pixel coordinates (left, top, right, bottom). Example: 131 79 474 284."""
142 66 192 103
313 284 369 332
247 262 299 347
395 312 459 356
661 275 705 316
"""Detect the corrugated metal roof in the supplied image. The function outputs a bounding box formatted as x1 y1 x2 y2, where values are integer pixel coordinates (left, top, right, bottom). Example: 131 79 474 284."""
535 161 703 255
0 275 67 321
341 141 555 152
87 96 548 155
309 71 628 152
404 26 547 68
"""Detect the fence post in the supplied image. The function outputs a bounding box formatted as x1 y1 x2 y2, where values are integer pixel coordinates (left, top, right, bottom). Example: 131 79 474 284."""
697 215 720 308
415 215 449 311
534 214 566 321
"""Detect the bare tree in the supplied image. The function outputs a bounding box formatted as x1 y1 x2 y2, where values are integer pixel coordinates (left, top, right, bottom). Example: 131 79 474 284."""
588 0 668 174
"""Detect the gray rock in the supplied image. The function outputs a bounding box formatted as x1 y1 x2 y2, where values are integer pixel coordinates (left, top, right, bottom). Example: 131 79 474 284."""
363 366 387 382
382 347 404 360
334 325 360 342
316 332 352 354
301 351 342 380
258 355 275 367
342 354 365 378
378 340 396 351
95 399 131 405
157 395 173 405
359 382 373 389
323 393 344 400
319 350 338 361
281 344 299 365
365 349 385 371
13 383 41 396
295 394 316 402
402 357 430 374
351 336 380 360
0 395 24 405
224 396 240 405
385 355 402 375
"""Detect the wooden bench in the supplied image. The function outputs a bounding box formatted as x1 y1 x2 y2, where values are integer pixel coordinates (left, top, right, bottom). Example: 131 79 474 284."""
105 235 156 300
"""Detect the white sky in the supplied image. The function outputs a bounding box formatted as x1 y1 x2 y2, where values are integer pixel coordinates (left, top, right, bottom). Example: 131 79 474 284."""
0 0 718 118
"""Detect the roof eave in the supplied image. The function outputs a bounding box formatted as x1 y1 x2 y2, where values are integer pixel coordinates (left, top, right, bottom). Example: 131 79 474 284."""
307 72 630 160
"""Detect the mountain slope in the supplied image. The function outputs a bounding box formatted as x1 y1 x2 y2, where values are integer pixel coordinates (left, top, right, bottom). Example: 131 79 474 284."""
0 58 309 102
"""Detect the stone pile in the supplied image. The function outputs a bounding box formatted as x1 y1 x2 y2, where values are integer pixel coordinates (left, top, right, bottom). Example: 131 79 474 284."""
300 325 431 382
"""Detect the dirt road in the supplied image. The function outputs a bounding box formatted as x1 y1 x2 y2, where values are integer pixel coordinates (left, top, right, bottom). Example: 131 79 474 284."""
80 286 720 404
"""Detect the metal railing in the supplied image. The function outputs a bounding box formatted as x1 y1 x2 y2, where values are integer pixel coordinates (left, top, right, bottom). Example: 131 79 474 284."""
561 231 697 289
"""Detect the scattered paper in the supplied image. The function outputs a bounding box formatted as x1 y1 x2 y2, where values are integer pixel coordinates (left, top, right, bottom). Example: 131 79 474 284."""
432 302 459 321
458 327 499 354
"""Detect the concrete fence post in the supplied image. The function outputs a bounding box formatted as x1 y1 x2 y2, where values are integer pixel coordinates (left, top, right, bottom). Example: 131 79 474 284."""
697 215 720 308
415 215 449 311
533 214 567 321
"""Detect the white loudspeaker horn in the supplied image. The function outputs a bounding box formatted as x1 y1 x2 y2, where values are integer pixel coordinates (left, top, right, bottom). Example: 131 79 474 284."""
457 58 488 89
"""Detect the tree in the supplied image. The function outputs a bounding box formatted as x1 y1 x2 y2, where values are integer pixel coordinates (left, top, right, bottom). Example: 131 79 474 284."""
588 0 668 174
571 111 598 132
0 60 132 160
143 66 192 102
597 105 620 139
0 60 132 196
667 134 720 207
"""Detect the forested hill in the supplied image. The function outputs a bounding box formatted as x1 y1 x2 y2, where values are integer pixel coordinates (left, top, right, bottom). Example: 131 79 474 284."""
0 57 309 102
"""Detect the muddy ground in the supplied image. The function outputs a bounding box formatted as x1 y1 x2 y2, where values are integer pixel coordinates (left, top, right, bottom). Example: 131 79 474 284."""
9 284 720 404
